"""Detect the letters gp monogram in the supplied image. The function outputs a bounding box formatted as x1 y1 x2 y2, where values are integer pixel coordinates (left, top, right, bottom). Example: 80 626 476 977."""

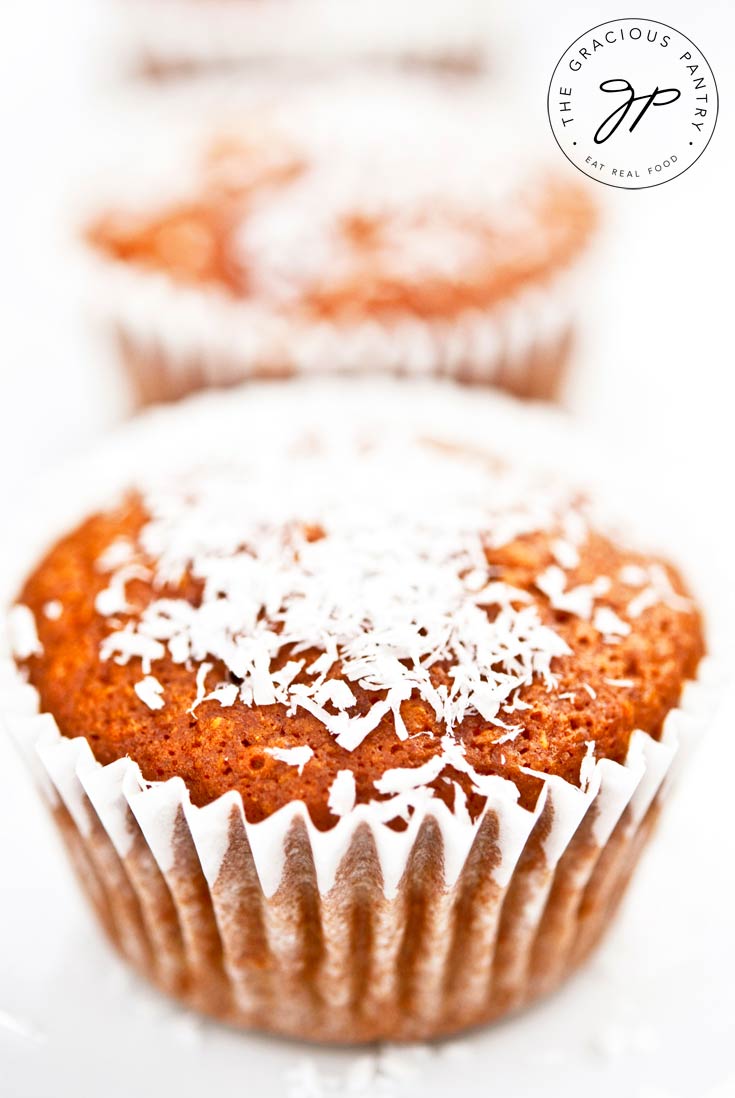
547 19 718 189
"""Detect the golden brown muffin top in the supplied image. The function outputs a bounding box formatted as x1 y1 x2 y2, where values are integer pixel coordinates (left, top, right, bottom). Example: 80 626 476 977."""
86 81 596 322
12 429 703 828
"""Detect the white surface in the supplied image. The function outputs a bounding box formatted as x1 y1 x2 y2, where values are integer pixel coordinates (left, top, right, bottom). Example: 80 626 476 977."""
0 2 734 1096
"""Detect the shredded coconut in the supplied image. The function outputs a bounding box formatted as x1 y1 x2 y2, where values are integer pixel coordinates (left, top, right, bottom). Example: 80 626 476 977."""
551 538 580 570
619 563 648 587
265 745 314 775
8 605 42 659
98 434 578 753
374 755 448 796
627 563 691 619
536 566 610 620
492 727 523 746
327 770 357 817
627 586 659 619
134 675 165 710
593 606 631 638
96 537 137 572
96 562 151 616
285 1040 437 1098
75 402 691 819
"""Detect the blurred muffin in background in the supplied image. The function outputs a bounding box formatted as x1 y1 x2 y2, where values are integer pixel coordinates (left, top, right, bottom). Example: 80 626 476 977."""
112 0 493 80
84 75 598 407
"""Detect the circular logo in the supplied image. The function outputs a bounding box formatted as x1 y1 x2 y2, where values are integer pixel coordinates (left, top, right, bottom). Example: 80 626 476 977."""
547 18 718 189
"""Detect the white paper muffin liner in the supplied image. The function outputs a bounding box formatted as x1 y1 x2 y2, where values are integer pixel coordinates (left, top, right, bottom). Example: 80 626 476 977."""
111 0 493 78
0 379 716 1041
88 250 585 408
0 654 719 1041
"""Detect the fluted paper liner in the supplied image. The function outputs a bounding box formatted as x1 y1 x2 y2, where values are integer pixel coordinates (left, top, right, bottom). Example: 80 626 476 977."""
0 653 718 1042
89 250 581 409
112 0 492 76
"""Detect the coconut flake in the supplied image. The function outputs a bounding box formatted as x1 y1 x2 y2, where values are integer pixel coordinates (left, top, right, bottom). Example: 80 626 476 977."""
188 661 213 715
96 537 136 572
98 436 581 755
101 626 165 673
328 769 357 816
134 675 165 710
8 605 42 659
95 563 150 616
374 754 447 796
83 420 685 818
619 564 648 587
551 538 580 570
627 587 659 619
593 607 631 638
627 564 691 619
207 683 240 707
265 745 314 775
493 727 522 745
536 566 610 620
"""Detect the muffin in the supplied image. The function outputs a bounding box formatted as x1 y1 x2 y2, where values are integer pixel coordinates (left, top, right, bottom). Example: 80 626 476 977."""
84 75 597 408
112 0 492 80
1 378 710 1042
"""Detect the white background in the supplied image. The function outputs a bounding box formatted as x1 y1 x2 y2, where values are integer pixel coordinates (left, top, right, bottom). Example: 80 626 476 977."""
0 2 733 1096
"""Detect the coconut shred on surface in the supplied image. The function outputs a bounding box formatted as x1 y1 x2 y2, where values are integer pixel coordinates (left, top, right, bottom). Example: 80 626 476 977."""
96 434 576 753
12 423 695 823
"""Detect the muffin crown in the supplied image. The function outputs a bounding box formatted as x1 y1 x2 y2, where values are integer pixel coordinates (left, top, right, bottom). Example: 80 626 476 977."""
11 380 703 827
98 435 577 748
